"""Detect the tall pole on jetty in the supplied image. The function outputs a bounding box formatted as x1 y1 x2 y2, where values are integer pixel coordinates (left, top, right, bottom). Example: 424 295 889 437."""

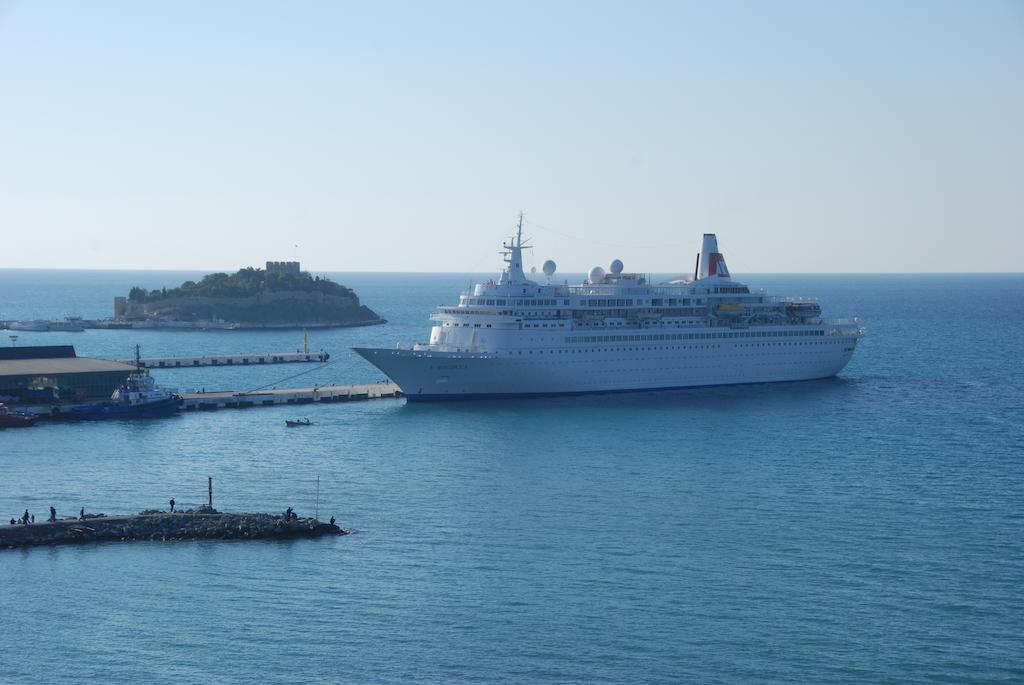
208 477 213 508
315 476 320 520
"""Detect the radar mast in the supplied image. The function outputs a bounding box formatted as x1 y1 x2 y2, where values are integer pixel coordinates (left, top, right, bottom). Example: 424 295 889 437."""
499 211 533 286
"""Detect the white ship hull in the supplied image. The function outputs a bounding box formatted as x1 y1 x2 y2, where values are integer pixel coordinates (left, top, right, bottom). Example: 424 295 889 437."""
355 329 860 401
353 225 864 402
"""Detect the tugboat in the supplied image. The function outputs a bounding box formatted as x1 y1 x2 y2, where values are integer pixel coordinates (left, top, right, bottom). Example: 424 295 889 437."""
0 403 37 428
62 346 181 420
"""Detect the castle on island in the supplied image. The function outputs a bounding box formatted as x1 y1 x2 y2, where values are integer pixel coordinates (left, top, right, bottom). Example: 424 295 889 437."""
265 261 300 276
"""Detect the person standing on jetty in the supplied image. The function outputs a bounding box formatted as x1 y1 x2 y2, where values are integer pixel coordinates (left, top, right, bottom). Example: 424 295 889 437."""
49 507 57 522
22 510 30 525
80 507 85 520
169 498 175 513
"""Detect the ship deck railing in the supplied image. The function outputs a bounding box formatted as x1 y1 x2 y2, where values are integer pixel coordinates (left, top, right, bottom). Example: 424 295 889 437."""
398 342 483 353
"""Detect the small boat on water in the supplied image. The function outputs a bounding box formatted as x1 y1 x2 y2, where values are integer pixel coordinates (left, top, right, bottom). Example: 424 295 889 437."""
0 403 37 428
285 418 313 427
60 372 181 420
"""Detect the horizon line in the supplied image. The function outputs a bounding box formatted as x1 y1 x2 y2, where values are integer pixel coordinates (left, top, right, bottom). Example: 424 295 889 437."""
0 267 1022 276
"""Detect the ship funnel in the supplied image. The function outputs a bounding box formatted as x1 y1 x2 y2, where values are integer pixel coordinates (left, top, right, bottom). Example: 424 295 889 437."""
697 233 730 280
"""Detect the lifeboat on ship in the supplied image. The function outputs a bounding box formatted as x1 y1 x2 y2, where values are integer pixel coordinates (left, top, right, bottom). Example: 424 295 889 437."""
786 300 822 319
714 303 743 317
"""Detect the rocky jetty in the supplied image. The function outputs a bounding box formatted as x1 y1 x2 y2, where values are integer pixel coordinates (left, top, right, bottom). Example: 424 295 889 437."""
0 506 346 550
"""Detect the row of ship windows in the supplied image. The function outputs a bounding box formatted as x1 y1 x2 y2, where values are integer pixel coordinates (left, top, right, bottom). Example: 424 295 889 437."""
445 320 706 329
460 297 719 307
441 322 814 336
440 324 828 338
502 340 845 355
565 330 825 343
442 322 593 329
586 299 638 307
463 298 564 306
444 308 711 319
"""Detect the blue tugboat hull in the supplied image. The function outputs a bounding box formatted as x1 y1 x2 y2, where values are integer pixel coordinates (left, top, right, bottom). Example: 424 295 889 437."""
61 397 181 420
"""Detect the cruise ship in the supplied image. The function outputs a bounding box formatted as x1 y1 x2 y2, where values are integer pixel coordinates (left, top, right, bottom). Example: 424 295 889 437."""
354 218 863 401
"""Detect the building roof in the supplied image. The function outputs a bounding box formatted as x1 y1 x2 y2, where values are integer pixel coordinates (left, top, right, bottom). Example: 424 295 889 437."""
0 357 137 378
0 345 76 360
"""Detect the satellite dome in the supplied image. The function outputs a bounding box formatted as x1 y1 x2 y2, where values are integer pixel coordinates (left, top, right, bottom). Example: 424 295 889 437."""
588 266 606 284
542 260 557 276
609 259 624 274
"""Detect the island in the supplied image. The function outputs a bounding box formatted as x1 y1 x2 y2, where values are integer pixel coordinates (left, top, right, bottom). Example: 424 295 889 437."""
107 261 384 330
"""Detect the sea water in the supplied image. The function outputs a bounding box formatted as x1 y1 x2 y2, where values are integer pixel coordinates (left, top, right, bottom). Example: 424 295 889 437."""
0 271 1022 684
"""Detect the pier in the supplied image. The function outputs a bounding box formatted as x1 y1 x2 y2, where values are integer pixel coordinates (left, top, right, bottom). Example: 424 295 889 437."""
115 350 330 369
180 382 402 410
0 507 345 549
13 382 403 417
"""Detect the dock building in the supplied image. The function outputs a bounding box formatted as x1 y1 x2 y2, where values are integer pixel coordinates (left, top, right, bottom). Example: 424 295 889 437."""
0 346 137 403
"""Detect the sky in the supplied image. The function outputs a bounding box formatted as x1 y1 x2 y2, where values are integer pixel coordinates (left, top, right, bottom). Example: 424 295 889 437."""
1 1 1022 274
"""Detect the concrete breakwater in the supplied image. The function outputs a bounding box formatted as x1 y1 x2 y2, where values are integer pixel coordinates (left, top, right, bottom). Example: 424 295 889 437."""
17 382 403 417
180 382 402 410
0 507 345 549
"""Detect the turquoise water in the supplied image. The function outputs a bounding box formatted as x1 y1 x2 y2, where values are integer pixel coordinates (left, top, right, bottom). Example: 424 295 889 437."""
1 271 1023 683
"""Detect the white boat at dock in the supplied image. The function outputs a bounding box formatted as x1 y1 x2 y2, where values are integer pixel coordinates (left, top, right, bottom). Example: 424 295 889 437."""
5 317 85 332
